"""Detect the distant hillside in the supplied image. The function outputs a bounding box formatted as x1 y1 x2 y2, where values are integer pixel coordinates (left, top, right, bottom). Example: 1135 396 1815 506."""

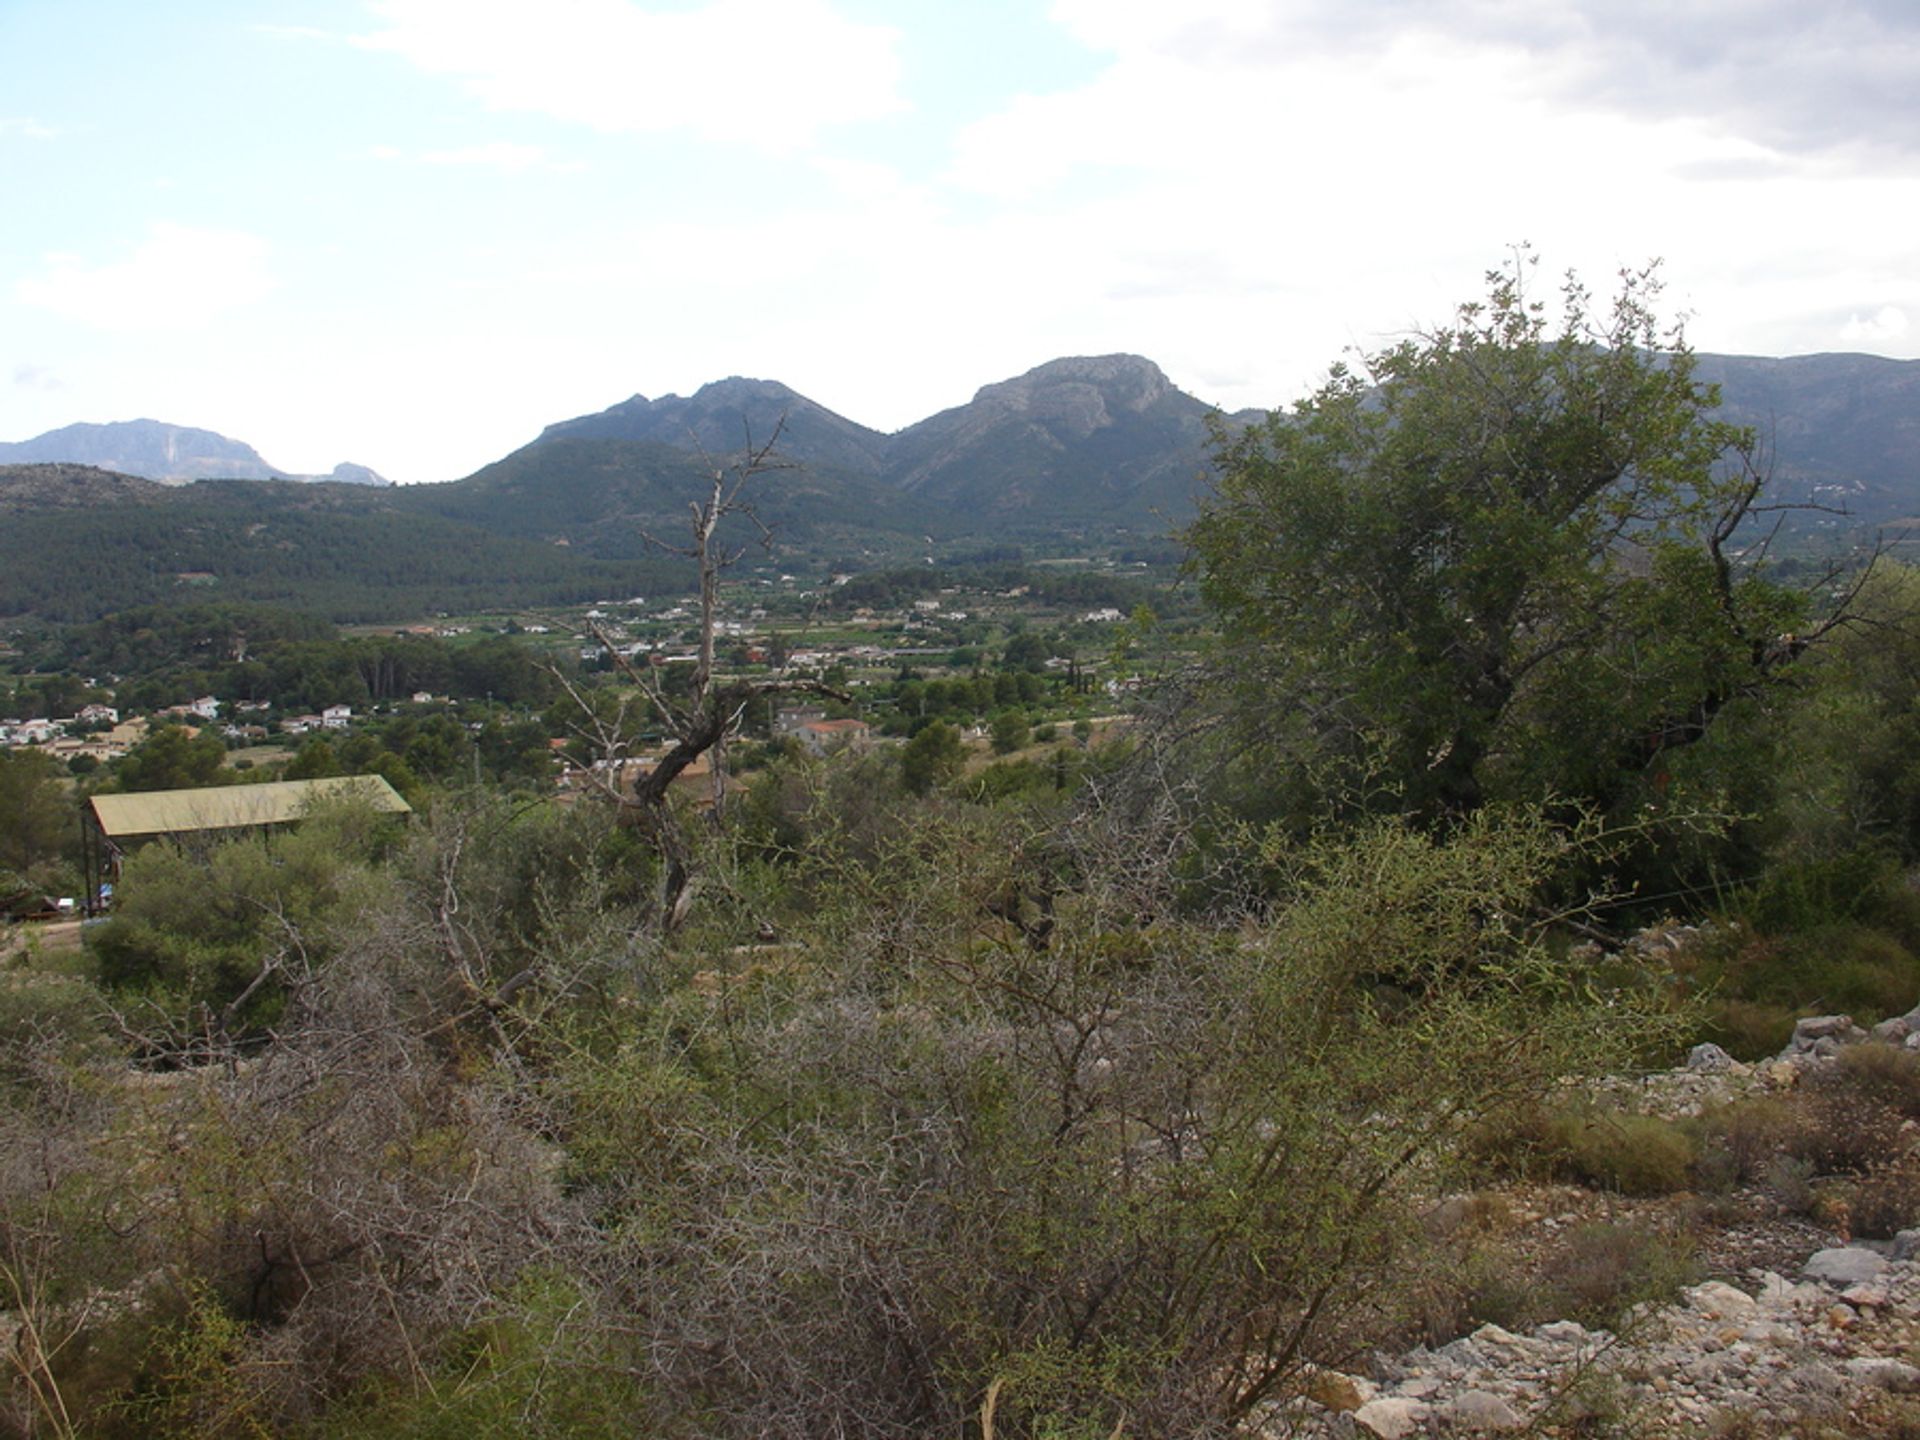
0 418 388 486
409 435 925 560
527 355 1223 533
882 355 1218 525
528 351 1920 534
541 378 888 479
4 349 1917 627
0 477 686 624
1693 353 1920 521
0 462 166 512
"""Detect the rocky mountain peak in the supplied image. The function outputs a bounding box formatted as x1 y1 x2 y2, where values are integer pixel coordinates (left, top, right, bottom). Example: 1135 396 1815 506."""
970 354 1175 430
692 376 807 406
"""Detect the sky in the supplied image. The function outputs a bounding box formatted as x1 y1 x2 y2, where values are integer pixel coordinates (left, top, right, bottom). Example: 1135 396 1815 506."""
3 0 1917 485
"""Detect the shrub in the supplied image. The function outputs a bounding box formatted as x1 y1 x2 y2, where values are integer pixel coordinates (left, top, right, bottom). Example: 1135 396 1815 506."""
1740 847 1894 935
0 971 112 1086
1702 998 1797 1061
1466 1104 1698 1196
1819 1043 1920 1119
1541 1223 1699 1330
1705 1097 1809 1184
563 806 1683 1435
1786 1090 1906 1176
1851 1158 1920 1240
1784 925 1920 1019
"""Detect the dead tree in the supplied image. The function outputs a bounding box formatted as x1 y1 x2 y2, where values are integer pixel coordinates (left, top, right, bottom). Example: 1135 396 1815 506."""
550 420 845 932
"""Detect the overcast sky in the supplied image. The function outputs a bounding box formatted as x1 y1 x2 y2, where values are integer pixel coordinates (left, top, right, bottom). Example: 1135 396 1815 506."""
4 0 1916 483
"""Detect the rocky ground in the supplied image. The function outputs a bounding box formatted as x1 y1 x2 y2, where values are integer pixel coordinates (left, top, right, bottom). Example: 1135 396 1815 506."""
1280 1239 1918 1437
1270 1005 1920 1438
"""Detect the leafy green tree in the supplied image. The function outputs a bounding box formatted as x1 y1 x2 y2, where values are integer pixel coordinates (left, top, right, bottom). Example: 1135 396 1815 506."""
1187 256 1816 831
0 749 75 890
989 708 1031 755
1000 631 1051 673
115 724 229 792
1762 560 1920 862
901 719 964 795
285 737 342 780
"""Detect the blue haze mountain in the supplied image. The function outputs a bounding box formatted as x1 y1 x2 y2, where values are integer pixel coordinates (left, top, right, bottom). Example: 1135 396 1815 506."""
0 419 389 486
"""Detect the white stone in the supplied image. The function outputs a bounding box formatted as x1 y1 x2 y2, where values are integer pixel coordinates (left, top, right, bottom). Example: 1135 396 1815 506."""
1440 1390 1526 1431
1687 1041 1734 1072
1845 1356 1920 1389
1802 1247 1888 1286
1354 1396 1432 1439
1686 1281 1758 1318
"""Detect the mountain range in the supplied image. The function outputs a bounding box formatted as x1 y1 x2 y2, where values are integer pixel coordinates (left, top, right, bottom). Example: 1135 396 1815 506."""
0 419 389 487
2 350 1916 623
528 355 1235 526
472 349 1920 530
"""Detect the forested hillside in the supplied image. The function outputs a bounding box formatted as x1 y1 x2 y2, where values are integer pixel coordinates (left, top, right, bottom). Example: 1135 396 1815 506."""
5 342 1913 627
0 475 690 622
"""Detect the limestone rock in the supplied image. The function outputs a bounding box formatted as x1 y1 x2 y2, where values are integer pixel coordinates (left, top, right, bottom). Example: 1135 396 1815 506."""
1439 1390 1526 1431
1687 1042 1734 1073
1353 1396 1431 1439
1802 1248 1888 1287
1305 1367 1374 1412
1845 1356 1920 1390
1686 1280 1757 1319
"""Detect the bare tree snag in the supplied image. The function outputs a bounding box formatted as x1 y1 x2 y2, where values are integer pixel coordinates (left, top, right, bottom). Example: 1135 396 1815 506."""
553 418 847 932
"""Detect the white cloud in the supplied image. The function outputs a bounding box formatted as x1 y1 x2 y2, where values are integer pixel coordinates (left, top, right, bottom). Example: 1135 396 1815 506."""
1841 306 1911 344
1046 0 1920 159
0 117 59 140
249 23 335 43
11 364 63 392
14 224 276 332
372 140 584 172
353 0 906 154
421 141 571 172
910 0 1920 415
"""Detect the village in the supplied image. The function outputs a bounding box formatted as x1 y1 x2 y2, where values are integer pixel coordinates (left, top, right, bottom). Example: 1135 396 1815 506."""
1 563 1164 924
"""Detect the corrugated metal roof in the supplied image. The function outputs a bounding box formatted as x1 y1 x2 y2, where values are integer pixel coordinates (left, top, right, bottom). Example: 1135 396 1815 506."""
90 775 411 838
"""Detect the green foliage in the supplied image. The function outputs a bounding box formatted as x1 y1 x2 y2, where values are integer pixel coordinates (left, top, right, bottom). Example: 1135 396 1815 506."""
317 1273 654 1439
1739 846 1898 934
1186 256 1800 838
1468 1102 1700 1196
0 747 77 892
901 718 964 794
114 1283 277 1439
538 803 1679 1434
86 801 398 1031
989 707 1031 754
1763 561 1920 863
965 751 1082 804
113 724 230 792
1679 913 1920 1046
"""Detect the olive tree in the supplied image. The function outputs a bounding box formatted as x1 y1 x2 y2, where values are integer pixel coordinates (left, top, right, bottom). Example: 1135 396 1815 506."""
1186 255 1850 834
